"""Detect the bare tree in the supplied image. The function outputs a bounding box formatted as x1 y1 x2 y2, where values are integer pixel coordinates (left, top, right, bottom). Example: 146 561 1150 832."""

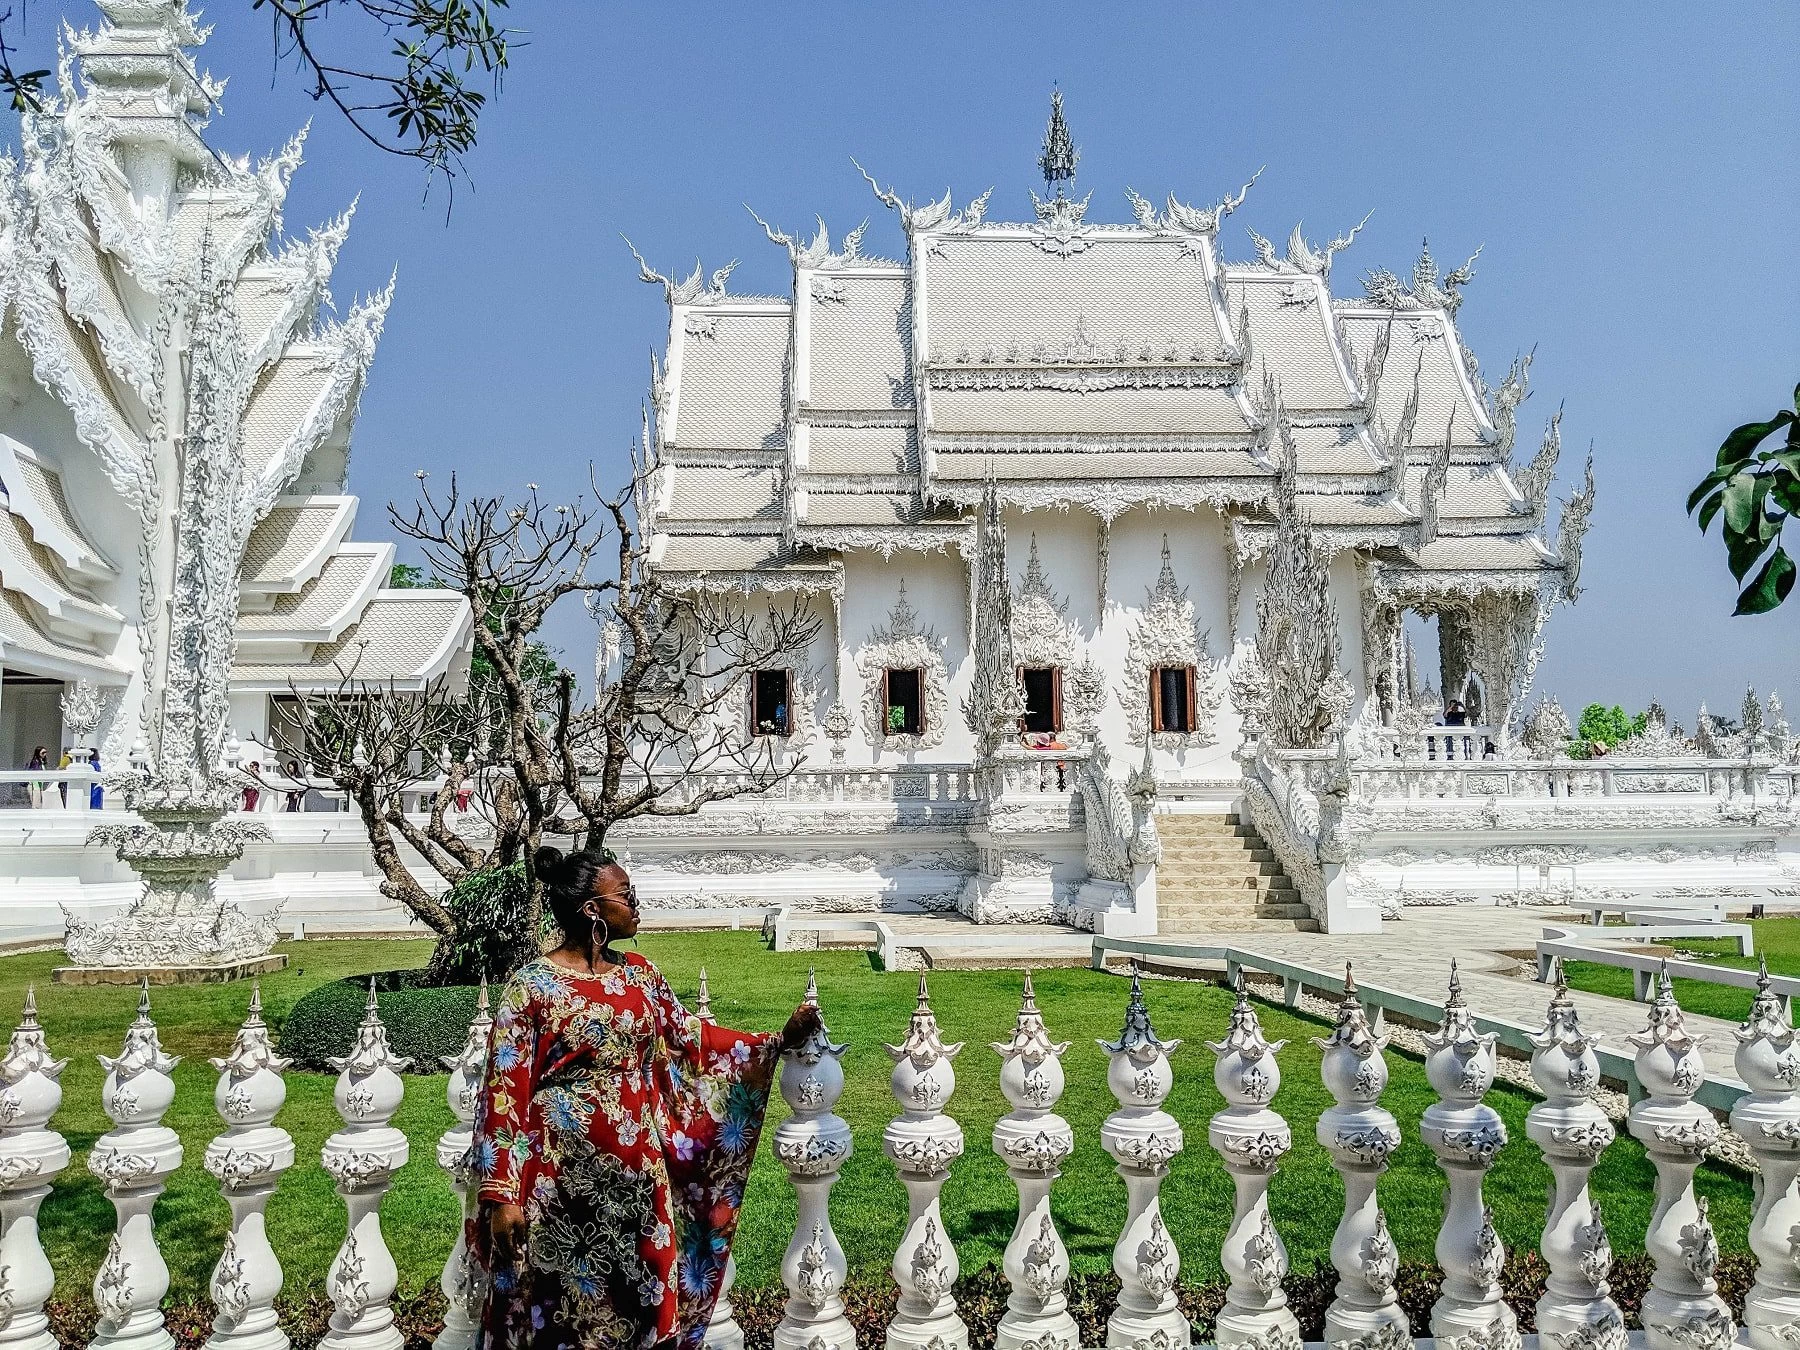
271 458 823 979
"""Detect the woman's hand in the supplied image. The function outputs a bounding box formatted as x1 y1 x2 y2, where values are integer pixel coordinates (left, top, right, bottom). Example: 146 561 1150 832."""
488 1203 527 1266
779 1002 822 1053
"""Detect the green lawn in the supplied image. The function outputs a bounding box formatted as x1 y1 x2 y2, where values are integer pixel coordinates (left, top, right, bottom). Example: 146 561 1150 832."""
1561 915 1800 1023
10 933 1753 1303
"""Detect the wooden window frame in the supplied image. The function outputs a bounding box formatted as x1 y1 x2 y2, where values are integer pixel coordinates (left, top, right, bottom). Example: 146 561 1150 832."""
1017 665 1064 734
1151 665 1198 735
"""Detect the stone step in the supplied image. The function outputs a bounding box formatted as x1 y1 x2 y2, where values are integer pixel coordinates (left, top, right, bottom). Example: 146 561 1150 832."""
1156 916 1322 934
1158 844 1277 863
1156 858 1283 878
1159 898 1312 917
1157 822 1254 839
918 946 1094 970
1159 874 1297 894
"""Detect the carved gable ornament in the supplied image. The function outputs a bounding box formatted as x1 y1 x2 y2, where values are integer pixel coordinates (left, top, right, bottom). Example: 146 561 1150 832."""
856 582 950 751
1011 534 1105 744
1122 536 1222 749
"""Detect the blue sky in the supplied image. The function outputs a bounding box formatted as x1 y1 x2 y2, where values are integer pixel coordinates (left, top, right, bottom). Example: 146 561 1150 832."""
16 2 1800 716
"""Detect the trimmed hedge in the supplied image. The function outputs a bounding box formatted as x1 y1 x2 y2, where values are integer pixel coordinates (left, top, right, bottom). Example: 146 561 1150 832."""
275 970 483 1072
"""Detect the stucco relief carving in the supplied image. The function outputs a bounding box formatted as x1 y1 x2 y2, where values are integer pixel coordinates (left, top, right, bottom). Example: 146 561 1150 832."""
1121 537 1220 749
856 583 950 752
1011 535 1104 744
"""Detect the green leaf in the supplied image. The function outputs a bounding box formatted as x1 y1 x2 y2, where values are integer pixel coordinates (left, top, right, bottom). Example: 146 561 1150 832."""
1717 413 1793 468
1721 472 1759 534
1687 470 1730 515
1734 547 1797 615
1696 491 1725 533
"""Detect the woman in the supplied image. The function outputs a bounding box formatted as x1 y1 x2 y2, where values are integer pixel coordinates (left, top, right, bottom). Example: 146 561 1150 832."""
86 749 102 810
473 847 819 1350
284 759 304 812
25 746 46 809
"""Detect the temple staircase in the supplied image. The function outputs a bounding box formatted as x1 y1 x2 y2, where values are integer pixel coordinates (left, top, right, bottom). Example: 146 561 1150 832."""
1154 811 1319 932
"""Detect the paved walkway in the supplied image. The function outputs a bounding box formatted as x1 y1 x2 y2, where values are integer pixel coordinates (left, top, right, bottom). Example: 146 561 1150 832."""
1207 906 1747 1087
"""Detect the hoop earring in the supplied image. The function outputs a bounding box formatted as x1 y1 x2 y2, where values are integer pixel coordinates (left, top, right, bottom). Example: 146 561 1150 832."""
592 916 610 956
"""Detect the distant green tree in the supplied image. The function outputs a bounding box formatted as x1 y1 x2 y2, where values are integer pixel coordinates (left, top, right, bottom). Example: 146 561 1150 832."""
1688 383 1800 614
388 561 426 588
1575 703 1647 748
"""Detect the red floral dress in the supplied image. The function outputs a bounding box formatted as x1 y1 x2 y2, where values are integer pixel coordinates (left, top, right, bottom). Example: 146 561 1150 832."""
473 953 782 1350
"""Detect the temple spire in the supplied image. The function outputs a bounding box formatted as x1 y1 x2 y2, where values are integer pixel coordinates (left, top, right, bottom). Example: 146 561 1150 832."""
1038 89 1079 198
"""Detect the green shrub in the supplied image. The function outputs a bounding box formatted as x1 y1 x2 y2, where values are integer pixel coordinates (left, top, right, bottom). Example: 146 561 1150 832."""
429 862 544 986
276 971 483 1072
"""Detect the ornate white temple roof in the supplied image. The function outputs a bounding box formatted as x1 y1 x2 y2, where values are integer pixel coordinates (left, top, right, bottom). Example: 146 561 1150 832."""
240 497 356 596
230 591 472 692
636 98 1594 602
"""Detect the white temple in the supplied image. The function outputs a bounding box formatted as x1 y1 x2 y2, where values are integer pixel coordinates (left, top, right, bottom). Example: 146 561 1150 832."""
613 95 1798 934
0 1 470 952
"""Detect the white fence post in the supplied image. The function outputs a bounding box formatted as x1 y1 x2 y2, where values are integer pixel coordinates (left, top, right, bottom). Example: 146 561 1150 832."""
773 973 856 1350
991 972 1077 1350
1628 962 1733 1350
88 983 183 1350
883 974 967 1350
1314 963 1408 1350
1207 973 1299 1350
0 989 68 1350
1526 960 1622 1350
1420 963 1516 1350
319 984 413 1350
1100 968 1187 1350
434 982 491 1350
1732 959 1800 1349
202 986 295 1350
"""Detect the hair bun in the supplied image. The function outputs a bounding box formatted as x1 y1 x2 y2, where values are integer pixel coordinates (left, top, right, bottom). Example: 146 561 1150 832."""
532 844 566 876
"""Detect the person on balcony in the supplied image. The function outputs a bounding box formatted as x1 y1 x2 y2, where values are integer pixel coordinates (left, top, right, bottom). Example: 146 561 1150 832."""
241 763 260 813
473 847 820 1350
86 749 102 809
1443 699 1468 726
283 760 304 812
25 747 47 808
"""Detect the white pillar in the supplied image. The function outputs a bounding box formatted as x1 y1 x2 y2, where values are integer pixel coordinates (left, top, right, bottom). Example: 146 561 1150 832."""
774 972 856 1350
1526 960 1623 1350
433 982 491 1350
202 986 295 1350
1207 973 1299 1350
1100 968 1187 1350
0 989 69 1350
1627 962 1733 1350
695 969 746 1350
88 983 183 1350
991 972 1077 1350
883 974 967 1350
319 983 413 1350
1732 959 1800 1349
1420 962 1517 1350
1313 963 1408 1350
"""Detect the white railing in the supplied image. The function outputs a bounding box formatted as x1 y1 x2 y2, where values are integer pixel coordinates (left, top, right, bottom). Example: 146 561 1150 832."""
2 959 1787 1350
0 767 105 811
1348 753 1800 804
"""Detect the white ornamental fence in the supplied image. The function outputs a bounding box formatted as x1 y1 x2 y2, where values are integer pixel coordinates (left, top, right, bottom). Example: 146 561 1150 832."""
0 961 1795 1350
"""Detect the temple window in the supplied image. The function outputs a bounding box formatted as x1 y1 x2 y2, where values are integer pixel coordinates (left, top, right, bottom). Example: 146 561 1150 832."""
752 669 791 737
1019 666 1062 734
1151 665 1197 735
884 668 924 737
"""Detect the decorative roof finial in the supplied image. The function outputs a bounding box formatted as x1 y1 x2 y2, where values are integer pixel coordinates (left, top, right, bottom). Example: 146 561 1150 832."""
1039 89 1079 199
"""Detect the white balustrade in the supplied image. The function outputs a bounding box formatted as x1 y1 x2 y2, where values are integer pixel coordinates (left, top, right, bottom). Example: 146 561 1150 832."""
1314 963 1408 1350
1627 962 1733 1350
0 989 68 1350
883 974 967 1350
1207 973 1298 1350
1732 959 1800 1349
694 969 748 1350
1100 968 1186 1350
1525 960 1623 1350
1419 963 1515 1350
203 986 295 1350
433 982 491 1350
774 972 855 1350
320 983 413 1350
89 983 183 1350
991 972 1077 1350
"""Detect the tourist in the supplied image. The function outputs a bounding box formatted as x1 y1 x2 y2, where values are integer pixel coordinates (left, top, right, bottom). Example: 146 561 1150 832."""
1443 700 1468 726
242 763 260 813
25 747 46 809
283 760 304 812
87 749 102 809
55 747 69 806
473 847 820 1350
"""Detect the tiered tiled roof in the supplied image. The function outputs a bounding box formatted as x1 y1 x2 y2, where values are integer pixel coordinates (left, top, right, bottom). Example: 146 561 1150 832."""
638 141 1594 604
